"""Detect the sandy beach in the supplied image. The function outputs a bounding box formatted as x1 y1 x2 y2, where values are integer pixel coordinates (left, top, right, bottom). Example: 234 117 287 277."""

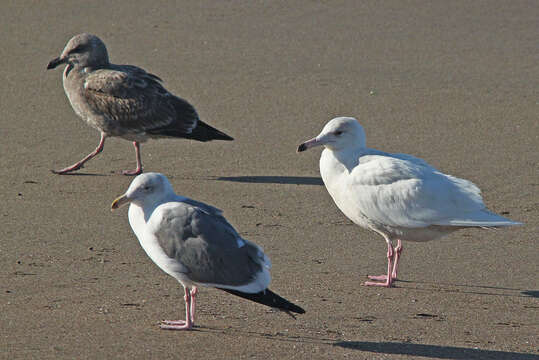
1 1 537 359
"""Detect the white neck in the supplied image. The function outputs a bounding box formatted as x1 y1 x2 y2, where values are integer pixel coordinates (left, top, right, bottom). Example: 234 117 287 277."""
128 203 148 239
319 146 366 199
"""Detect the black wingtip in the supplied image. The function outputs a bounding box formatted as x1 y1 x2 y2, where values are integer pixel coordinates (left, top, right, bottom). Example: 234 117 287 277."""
188 120 234 142
297 143 307 152
207 127 234 141
217 133 234 141
218 288 305 314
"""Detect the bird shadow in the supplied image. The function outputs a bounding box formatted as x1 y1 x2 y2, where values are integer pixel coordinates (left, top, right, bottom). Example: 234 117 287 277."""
192 325 336 345
207 175 324 186
333 341 537 360
393 279 538 298
179 327 537 359
521 290 539 298
50 171 111 177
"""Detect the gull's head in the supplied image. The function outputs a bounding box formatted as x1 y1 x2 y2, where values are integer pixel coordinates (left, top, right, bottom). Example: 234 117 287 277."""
297 117 366 153
111 172 175 211
47 33 109 70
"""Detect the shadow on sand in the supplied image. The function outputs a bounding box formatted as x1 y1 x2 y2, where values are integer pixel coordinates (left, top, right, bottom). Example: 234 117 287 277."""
185 327 536 359
521 290 539 298
50 171 111 176
193 325 336 345
210 175 324 186
395 279 539 298
334 341 537 360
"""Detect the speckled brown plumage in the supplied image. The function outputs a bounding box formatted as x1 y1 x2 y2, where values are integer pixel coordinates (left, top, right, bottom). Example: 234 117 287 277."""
47 33 232 175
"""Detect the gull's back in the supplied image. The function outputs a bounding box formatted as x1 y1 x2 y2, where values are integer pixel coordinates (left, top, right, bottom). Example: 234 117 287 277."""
144 198 271 292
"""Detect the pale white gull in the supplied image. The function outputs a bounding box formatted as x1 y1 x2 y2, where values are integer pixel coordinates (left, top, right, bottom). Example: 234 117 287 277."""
47 33 233 175
298 117 522 287
111 172 305 330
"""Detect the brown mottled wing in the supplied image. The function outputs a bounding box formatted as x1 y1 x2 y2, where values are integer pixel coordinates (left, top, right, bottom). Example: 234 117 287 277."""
83 65 198 135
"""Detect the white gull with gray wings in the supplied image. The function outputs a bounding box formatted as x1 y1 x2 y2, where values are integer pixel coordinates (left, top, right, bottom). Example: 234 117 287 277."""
111 173 304 330
298 117 522 287
47 33 232 175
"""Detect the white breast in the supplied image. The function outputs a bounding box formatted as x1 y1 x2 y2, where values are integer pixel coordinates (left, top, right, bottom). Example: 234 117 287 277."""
128 204 190 284
320 149 372 229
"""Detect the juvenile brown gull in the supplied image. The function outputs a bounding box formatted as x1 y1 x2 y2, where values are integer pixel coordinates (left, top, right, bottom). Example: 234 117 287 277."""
47 33 233 175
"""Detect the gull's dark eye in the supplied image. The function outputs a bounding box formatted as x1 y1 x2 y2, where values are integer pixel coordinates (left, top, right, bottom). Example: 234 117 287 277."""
69 44 86 54
334 130 343 136
143 185 152 191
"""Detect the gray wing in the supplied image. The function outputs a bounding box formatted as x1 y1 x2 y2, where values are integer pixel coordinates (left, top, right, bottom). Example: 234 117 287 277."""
151 202 269 287
361 148 436 170
83 65 199 135
181 198 224 217
349 155 485 227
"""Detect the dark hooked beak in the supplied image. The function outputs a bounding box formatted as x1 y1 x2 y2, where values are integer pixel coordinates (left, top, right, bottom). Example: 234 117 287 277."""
47 57 66 70
297 137 321 152
297 143 308 152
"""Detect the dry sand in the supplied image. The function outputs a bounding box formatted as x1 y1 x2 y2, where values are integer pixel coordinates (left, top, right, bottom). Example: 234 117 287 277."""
1 1 537 359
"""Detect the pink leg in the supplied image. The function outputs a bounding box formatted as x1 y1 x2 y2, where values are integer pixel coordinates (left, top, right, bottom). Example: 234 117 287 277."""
364 240 395 287
52 133 106 174
161 287 195 330
121 142 143 176
391 240 403 279
189 287 197 323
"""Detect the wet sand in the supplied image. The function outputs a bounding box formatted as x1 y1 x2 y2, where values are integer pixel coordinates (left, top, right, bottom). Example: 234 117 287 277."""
1 1 537 359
